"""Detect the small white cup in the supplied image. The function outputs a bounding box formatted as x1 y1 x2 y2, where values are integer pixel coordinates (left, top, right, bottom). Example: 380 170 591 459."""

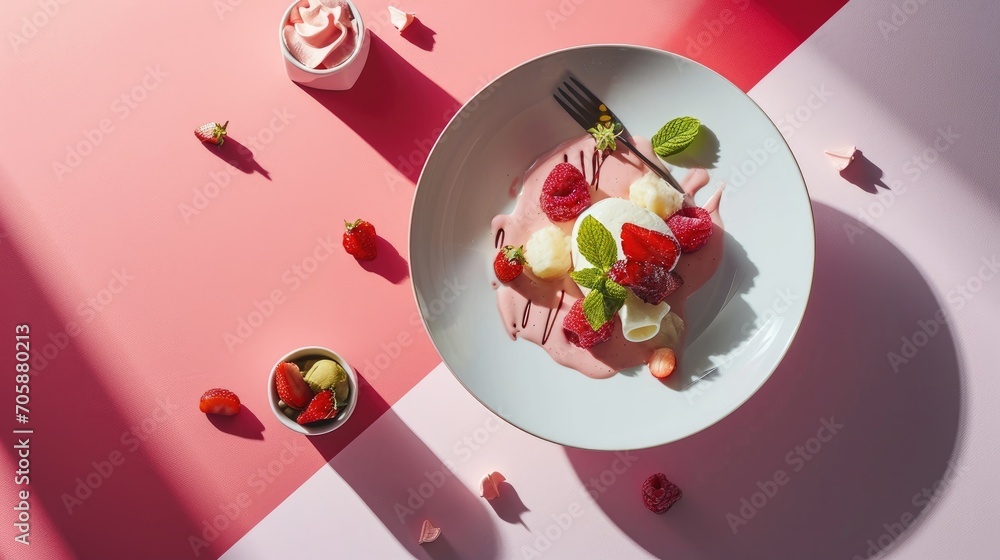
267 346 359 436
279 0 371 91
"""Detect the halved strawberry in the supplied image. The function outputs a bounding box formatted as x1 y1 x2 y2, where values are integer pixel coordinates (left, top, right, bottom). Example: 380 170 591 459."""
296 389 338 425
199 388 241 416
620 223 680 270
275 362 313 409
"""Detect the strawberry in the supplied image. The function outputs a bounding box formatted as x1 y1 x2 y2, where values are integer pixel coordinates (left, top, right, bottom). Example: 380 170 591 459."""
641 473 682 514
666 206 713 253
562 299 615 349
648 348 677 379
540 163 591 222
194 121 228 146
608 260 683 305
275 362 313 409
199 388 241 416
620 223 680 270
493 245 526 282
343 219 377 261
296 389 338 425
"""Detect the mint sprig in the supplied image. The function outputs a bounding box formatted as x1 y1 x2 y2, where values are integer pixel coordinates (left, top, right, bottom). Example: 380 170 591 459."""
569 268 605 291
573 217 626 330
651 116 700 157
576 216 616 270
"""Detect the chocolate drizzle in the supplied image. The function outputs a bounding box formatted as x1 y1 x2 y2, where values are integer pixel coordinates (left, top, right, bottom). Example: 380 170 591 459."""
494 228 505 249
521 300 532 328
541 291 566 345
579 150 586 179
591 150 607 190
562 153 569 163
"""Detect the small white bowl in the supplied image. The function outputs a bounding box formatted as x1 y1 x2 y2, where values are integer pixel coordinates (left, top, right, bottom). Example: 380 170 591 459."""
267 346 359 435
278 0 371 91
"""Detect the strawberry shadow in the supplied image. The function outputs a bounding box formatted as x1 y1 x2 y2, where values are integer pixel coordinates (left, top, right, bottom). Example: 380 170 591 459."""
207 405 266 440
359 236 409 284
487 481 531 530
839 150 889 194
400 17 436 51
202 137 271 180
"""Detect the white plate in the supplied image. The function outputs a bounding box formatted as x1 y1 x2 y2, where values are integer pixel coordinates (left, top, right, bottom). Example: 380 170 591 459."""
410 45 814 450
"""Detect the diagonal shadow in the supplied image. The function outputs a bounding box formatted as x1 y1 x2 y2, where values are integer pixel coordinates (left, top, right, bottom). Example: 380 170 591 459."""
0 213 203 558
308 381 500 559
564 202 963 559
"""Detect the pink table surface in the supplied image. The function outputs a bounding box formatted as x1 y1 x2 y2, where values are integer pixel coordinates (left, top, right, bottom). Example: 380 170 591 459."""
4 0 998 558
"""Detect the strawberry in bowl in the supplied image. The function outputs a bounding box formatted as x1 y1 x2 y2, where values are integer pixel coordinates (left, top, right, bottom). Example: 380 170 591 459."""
267 346 359 435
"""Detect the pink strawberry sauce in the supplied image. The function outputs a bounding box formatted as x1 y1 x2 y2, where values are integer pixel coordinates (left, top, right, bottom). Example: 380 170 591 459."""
491 135 724 379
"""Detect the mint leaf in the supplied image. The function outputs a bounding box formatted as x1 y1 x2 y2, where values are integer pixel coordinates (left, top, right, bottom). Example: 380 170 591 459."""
582 289 610 330
651 117 700 157
570 268 605 291
581 280 627 331
577 216 617 271
605 278 627 303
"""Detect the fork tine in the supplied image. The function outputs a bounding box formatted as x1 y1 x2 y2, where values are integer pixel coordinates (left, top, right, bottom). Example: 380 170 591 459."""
569 76 624 126
561 81 602 123
556 85 596 126
566 78 599 108
555 76 686 194
552 93 592 131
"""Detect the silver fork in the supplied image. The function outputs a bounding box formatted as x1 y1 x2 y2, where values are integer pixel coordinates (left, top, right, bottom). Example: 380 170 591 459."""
553 77 685 194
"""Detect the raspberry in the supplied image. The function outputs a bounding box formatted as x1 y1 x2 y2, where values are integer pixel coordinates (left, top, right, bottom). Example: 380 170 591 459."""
608 260 683 305
562 300 615 349
666 206 713 253
540 163 591 222
641 473 682 514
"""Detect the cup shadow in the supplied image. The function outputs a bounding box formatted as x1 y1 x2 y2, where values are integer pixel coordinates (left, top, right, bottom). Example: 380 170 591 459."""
299 33 459 183
308 374 500 559
564 202 964 559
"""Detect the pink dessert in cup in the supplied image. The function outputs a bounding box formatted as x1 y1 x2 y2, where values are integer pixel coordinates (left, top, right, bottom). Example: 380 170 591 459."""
282 0 358 70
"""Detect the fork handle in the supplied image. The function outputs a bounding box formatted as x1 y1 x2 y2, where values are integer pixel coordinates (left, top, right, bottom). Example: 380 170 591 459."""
618 137 685 194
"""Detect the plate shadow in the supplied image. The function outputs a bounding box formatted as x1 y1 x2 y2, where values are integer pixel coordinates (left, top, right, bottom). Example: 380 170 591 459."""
564 202 964 559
